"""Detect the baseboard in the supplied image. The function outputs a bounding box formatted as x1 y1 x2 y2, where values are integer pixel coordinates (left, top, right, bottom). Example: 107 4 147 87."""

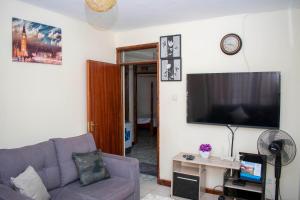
205 188 223 195
157 179 223 195
157 178 171 187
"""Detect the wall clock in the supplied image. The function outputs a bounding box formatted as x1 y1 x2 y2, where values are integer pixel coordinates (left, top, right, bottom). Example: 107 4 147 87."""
220 33 242 55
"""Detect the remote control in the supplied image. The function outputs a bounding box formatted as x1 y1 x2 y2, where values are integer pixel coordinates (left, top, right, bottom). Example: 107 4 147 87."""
183 154 195 160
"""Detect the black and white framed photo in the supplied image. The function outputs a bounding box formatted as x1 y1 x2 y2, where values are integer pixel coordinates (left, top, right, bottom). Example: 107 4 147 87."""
161 59 181 81
160 34 181 59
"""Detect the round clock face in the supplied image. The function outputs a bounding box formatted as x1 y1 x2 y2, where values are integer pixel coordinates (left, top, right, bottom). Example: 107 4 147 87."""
220 34 242 55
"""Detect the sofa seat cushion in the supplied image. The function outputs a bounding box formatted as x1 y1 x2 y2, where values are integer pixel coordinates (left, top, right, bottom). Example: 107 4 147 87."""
0 141 60 191
52 133 96 186
49 176 135 200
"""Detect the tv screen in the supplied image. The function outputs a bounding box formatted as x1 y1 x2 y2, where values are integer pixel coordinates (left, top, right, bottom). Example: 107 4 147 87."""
240 161 262 183
187 72 280 128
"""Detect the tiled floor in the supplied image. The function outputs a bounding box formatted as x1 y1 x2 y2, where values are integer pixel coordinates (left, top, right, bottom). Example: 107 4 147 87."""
127 128 157 165
127 128 157 175
140 174 171 198
140 174 222 200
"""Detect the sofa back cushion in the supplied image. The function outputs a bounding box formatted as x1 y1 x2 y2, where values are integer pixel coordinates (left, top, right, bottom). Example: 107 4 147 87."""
0 141 60 191
52 133 96 186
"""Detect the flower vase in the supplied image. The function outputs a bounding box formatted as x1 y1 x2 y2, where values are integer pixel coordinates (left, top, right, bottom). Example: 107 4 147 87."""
200 151 210 159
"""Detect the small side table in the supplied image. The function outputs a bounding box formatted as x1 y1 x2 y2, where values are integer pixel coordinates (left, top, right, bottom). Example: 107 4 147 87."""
171 152 240 200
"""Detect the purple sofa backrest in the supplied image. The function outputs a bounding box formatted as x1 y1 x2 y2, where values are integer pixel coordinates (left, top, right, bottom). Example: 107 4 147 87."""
51 133 96 187
0 140 60 191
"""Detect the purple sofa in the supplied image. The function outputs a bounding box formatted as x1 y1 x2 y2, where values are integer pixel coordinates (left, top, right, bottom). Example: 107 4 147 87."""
0 133 140 200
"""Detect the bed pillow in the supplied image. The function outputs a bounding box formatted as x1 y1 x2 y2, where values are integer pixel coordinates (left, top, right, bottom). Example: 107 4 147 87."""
11 166 50 200
72 150 110 186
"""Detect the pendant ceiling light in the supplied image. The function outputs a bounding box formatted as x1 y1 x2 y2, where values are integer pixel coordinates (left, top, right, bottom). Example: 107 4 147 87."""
85 0 117 12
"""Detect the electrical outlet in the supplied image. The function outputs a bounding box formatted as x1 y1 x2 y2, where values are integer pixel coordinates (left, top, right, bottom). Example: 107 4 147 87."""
171 94 178 101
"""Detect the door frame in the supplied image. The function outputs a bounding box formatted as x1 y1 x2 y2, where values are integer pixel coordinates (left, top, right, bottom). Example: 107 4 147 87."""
116 43 161 181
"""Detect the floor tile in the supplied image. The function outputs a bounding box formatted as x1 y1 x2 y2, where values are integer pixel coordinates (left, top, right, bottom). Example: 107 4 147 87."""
140 175 221 200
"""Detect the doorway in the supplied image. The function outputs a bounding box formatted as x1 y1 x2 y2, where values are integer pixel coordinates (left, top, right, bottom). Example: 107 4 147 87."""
116 43 160 178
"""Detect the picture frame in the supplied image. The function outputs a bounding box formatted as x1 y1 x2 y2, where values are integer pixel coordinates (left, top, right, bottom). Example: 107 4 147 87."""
161 58 182 81
160 34 181 59
12 17 62 65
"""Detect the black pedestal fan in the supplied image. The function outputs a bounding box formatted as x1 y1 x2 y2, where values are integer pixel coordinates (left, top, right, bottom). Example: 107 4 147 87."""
257 129 296 200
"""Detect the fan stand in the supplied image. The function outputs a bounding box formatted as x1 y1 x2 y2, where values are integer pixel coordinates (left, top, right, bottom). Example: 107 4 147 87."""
274 153 282 200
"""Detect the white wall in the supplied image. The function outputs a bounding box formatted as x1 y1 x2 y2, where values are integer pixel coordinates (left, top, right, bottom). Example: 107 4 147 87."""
128 65 134 123
115 9 300 200
1 2 299 199
137 74 157 118
0 0 115 148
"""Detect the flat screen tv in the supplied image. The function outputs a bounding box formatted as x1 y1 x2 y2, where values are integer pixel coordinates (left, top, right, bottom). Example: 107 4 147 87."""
187 72 281 128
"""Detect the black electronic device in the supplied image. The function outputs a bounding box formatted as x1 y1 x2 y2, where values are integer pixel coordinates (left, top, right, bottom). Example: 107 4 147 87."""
173 172 199 199
239 152 266 184
183 154 195 160
187 72 281 128
223 152 267 200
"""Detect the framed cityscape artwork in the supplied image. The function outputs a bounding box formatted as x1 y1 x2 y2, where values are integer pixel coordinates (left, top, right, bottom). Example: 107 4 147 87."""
12 17 62 65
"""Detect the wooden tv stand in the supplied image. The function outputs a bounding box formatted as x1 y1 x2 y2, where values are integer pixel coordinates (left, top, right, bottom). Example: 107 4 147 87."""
223 152 266 200
171 152 240 200
223 169 265 199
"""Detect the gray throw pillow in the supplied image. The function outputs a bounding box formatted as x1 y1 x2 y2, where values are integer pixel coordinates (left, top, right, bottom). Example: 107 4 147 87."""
11 166 50 200
72 150 110 186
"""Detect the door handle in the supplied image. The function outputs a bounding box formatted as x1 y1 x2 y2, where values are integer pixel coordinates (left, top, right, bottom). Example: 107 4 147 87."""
88 121 96 132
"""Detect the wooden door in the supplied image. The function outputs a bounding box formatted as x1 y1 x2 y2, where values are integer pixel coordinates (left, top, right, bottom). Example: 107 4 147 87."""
87 60 123 155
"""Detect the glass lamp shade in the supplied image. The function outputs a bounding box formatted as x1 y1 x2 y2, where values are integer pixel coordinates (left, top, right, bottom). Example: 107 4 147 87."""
85 0 117 12
85 2 118 30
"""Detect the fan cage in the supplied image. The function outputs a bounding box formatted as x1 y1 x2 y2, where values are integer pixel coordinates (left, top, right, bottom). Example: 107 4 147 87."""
257 129 296 166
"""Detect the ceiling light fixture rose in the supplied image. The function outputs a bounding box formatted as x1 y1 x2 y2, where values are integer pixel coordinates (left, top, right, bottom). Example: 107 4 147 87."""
85 0 117 12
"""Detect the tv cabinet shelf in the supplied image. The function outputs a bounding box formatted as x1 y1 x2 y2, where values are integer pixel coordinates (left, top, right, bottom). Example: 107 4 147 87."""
223 153 266 200
224 179 262 193
173 152 240 170
173 163 200 177
172 152 240 200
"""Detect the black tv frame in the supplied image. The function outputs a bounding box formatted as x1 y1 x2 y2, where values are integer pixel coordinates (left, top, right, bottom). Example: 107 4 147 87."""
186 72 281 129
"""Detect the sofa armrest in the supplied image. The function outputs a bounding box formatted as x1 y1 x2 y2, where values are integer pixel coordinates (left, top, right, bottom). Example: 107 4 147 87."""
0 184 32 200
102 153 140 200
